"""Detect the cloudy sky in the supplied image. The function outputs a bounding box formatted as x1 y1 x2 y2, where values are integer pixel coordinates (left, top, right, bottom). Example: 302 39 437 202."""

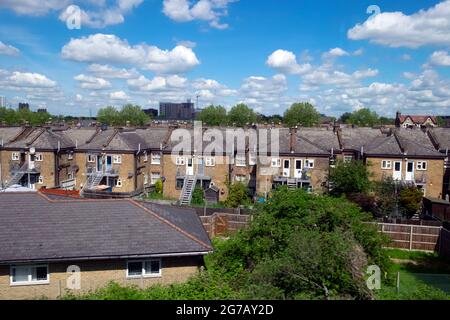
0 0 450 117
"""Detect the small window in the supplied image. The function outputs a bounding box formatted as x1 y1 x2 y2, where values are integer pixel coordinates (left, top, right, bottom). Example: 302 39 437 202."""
381 160 392 170
87 154 96 163
305 159 315 169
417 161 428 171
271 158 281 168
38 176 44 184
127 260 161 278
12 152 20 161
151 153 161 165
235 175 247 182
68 172 74 180
151 173 161 185
113 155 122 164
10 265 49 285
205 157 216 167
143 151 148 162
115 178 123 188
344 156 353 163
68 152 73 160
176 179 184 190
235 154 246 167
176 157 186 166
35 154 43 162
249 152 257 166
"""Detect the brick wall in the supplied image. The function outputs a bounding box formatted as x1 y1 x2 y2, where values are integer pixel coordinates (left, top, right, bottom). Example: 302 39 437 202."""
0 256 203 300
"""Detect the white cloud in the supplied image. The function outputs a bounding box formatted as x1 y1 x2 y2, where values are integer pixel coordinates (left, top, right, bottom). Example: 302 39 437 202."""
86 64 139 79
61 34 200 74
6 71 57 88
401 54 412 61
429 51 450 67
266 50 312 75
0 41 20 56
109 90 130 100
322 47 349 60
162 0 238 29
74 74 112 90
0 0 68 16
348 0 450 48
127 75 187 91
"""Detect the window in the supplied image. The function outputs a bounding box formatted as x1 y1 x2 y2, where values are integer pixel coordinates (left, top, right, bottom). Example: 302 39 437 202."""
271 158 281 168
151 173 161 185
127 260 161 278
10 265 49 285
113 155 122 164
35 153 43 162
305 159 315 169
115 178 122 188
205 157 216 167
38 176 44 184
87 154 96 163
176 179 184 190
381 160 392 170
151 153 161 165
68 152 73 160
235 175 247 183
143 151 148 162
68 172 74 180
235 154 246 167
249 152 257 166
417 161 428 171
344 156 353 163
176 157 185 166
12 152 19 161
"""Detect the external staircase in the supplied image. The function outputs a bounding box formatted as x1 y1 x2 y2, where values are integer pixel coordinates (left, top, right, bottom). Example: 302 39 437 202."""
5 162 29 188
179 175 197 205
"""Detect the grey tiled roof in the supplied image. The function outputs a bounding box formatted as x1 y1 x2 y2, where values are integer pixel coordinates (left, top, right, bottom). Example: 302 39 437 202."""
294 128 340 155
394 129 443 157
0 127 23 144
0 193 211 264
340 128 384 151
429 128 450 151
6 128 74 150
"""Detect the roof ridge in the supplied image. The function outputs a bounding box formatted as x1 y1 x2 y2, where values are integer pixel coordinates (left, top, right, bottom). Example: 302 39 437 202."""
396 133 439 154
298 135 330 153
130 200 212 251
26 128 46 146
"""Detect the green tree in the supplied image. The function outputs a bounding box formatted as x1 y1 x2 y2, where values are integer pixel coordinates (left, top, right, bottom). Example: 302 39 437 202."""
120 104 150 126
374 178 401 218
399 187 423 219
436 116 447 127
227 104 257 127
339 112 352 124
196 105 228 126
155 179 163 194
97 106 120 126
191 186 205 206
345 108 380 127
328 160 372 196
225 182 251 208
283 102 321 127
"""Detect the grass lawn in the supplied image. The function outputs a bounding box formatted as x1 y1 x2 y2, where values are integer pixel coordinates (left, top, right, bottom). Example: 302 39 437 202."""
376 249 450 300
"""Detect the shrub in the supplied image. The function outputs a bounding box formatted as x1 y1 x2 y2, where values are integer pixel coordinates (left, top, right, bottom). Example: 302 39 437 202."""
225 182 251 208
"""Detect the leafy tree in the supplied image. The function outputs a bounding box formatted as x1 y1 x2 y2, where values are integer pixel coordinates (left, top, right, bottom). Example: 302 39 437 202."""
283 102 321 127
374 178 401 218
328 160 372 196
191 186 205 206
155 179 163 194
257 113 283 124
225 182 251 208
436 116 447 127
339 112 352 124
399 187 423 219
227 104 257 127
120 104 150 126
196 105 228 126
379 117 394 126
345 108 380 127
97 106 120 126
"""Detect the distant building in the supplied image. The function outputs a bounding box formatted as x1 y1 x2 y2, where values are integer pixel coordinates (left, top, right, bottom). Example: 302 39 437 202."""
0 96 5 107
143 108 158 118
18 103 30 111
395 112 437 128
37 108 47 113
159 99 195 120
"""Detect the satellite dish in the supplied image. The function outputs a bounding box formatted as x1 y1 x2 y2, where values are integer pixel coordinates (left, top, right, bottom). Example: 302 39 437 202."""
29 147 35 154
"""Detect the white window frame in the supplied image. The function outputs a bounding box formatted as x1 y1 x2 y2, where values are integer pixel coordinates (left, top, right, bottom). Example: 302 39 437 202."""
249 152 257 166
151 153 161 165
113 155 122 164
143 151 148 162
10 264 49 286
115 178 123 188
205 157 216 167
151 172 161 185
68 152 73 160
381 160 392 170
35 153 43 162
343 156 353 163
126 259 162 278
271 158 281 168
235 154 246 167
305 159 315 169
176 156 186 166
235 174 247 183
87 154 96 163
38 176 44 184
68 171 74 180
12 152 20 161
417 161 428 171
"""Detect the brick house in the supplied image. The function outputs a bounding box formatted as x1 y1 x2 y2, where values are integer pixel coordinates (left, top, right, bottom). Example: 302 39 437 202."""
0 192 211 299
0 127 75 190
395 112 437 128
426 127 450 198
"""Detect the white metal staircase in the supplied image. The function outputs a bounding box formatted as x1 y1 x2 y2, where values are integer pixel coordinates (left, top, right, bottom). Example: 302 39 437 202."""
81 171 104 193
5 162 28 188
179 175 197 205
287 178 297 189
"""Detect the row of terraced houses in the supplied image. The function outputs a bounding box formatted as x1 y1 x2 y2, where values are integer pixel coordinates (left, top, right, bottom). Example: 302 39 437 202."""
1 124 450 201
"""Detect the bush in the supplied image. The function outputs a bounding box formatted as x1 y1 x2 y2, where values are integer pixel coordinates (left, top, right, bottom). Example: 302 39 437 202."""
155 179 163 194
399 187 423 218
328 160 372 196
191 187 205 206
225 182 251 208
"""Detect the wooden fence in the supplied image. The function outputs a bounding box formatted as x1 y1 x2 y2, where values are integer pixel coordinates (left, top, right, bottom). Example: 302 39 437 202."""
378 223 444 252
200 213 251 238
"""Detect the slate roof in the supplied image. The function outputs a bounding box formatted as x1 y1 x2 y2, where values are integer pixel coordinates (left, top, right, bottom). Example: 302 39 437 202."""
0 193 212 264
394 129 443 157
294 128 340 155
429 128 450 151
0 127 23 144
5 128 74 150
340 128 384 151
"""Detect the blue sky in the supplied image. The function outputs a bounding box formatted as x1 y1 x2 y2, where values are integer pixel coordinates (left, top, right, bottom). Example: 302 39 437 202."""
0 0 449 117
